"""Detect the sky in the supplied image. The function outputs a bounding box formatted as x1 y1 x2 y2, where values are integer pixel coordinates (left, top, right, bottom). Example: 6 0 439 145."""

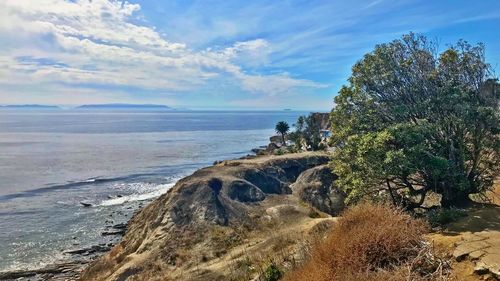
0 0 499 110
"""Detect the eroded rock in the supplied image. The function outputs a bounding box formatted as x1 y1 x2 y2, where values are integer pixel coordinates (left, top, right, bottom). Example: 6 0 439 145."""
291 165 345 215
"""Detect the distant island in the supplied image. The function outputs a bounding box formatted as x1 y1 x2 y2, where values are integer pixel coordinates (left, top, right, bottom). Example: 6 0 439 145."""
0 104 174 111
0 104 60 109
75 104 172 110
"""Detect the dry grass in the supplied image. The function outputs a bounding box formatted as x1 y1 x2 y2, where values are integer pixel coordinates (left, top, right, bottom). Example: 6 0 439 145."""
283 203 450 281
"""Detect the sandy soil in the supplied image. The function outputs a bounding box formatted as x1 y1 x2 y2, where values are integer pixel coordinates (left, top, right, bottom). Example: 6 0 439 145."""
428 180 500 281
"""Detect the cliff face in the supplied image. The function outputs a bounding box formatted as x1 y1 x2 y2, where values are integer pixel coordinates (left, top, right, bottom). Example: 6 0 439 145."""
81 152 341 281
310 112 330 130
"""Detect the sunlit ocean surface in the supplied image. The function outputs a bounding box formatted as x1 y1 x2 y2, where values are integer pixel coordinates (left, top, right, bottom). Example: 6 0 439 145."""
0 110 305 272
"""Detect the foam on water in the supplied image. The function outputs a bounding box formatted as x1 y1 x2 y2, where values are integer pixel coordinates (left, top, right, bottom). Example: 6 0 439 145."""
99 182 177 206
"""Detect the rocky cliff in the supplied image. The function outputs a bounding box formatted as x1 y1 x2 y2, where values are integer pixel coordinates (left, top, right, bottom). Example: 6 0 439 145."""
80 152 343 281
310 112 330 130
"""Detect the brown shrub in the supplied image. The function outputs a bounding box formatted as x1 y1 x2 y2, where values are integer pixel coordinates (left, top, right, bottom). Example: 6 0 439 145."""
283 203 445 281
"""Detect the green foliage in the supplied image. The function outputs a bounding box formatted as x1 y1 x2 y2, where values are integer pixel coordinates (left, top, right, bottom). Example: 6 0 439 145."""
287 131 302 150
275 121 290 146
264 263 283 281
274 149 285 156
292 113 326 151
287 145 299 154
330 33 500 208
427 208 467 227
275 121 290 135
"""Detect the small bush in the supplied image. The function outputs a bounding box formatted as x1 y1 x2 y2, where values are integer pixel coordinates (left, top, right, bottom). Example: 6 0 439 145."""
283 203 446 281
307 208 321 218
274 149 285 156
427 207 467 227
264 263 283 281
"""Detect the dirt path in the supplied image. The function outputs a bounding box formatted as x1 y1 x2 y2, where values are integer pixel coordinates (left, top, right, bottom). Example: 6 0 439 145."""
429 182 500 280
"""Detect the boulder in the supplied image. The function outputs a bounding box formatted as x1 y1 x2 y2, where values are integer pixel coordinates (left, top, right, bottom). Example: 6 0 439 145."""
80 201 93 207
291 165 345 216
242 168 289 194
226 180 265 202
266 142 280 153
270 135 287 144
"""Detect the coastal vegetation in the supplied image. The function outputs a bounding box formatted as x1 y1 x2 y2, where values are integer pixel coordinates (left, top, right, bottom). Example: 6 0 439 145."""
288 113 329 151
329 33 499 209
267 114 330 156
284 203 446 281
275 121 290 146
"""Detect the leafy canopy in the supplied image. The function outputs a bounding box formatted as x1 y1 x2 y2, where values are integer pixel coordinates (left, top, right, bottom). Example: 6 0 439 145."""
330 33 499 208
275 121 290 135
289 113 326 151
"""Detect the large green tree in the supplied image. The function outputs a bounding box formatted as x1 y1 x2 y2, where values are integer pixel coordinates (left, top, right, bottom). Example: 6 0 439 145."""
275 121 290 146
289 114 324 151
330 33 499 208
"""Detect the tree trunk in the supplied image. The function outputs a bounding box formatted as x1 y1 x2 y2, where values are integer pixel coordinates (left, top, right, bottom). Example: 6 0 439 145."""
440 189 473 208
281 133 286 146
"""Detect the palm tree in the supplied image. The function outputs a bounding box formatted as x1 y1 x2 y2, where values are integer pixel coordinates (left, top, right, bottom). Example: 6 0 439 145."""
275 121 290 146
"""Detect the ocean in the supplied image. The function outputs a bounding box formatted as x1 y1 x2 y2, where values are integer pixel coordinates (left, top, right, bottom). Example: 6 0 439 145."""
0 110 305 272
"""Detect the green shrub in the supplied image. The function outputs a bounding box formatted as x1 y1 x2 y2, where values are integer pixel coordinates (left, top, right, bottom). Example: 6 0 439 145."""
264 263 283 281
274 149 285 156
427 207 467 227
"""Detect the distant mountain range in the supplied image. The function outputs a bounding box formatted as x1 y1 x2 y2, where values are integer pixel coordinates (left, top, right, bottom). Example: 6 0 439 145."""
75 103 172 110
0 104 60 109
0 104 173 110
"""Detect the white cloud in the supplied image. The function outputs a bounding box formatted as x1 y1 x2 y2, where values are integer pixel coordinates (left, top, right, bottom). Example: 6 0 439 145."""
0 0 321 101
238 73 326 96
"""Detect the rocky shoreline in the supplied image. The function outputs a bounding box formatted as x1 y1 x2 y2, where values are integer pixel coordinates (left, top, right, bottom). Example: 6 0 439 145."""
0 262 85 281
0 150 257 281
0 227 124 281
0 151 341 281
0 208 136 280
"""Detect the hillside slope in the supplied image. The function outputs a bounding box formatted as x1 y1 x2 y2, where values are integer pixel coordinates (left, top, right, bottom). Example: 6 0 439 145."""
81 152 341 281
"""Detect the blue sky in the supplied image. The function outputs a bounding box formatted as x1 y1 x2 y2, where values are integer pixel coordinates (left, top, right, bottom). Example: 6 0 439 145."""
0 0 499 110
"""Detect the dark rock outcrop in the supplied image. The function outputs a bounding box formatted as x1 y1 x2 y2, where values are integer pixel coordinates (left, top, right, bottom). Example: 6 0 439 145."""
266 142 281 152
292 165 345 215
226 180 265 202
269 135 287 144
310 112 331 130
242 168 289 194
0 262 84 280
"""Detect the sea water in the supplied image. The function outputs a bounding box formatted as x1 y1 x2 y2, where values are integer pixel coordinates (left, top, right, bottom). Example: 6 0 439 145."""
0 110 305 272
